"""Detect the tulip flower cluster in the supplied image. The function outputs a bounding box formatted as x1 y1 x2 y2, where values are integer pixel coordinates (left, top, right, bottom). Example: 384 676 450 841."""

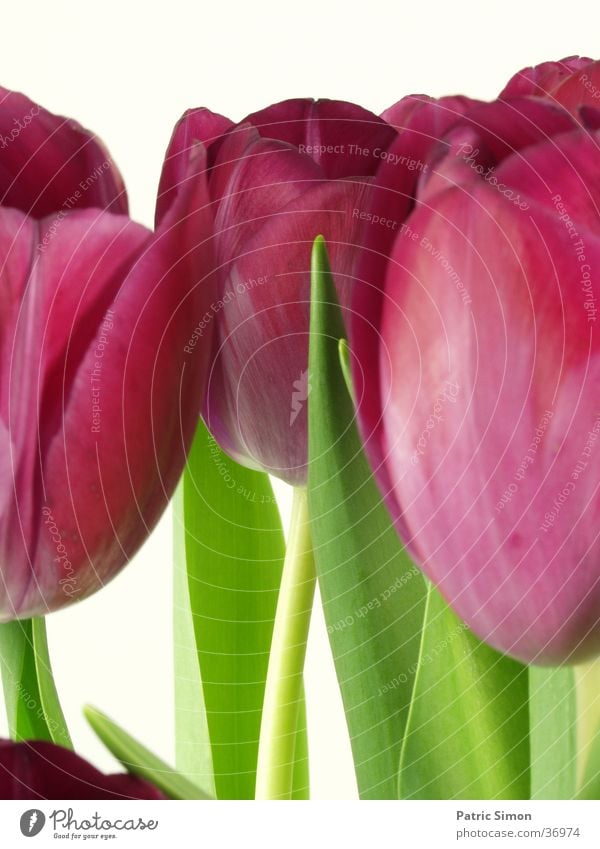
2 57 600 656
1 55 600 802
156 57 600 665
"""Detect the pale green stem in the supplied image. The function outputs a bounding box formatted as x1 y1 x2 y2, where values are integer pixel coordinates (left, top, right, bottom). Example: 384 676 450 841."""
0 616 71 748
255 486 316 800
574 658 600 790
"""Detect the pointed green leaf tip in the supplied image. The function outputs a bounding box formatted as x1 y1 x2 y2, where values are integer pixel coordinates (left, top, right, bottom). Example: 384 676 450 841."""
310 234 344 341
307 235 427 798
84 705 212 800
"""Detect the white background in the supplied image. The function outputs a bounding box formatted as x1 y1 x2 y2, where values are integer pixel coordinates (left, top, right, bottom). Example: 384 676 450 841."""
1 0 599 800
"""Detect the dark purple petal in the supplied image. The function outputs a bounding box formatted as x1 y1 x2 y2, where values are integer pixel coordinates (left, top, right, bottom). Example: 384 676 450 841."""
155 106 232 226
0 740 165 799
205 177 371 485
0 87 126 218
242 98 397 179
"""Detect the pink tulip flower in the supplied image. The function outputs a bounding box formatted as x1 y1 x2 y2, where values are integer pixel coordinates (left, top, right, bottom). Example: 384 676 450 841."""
0 87 213 619
158 99 397 484
352 84 600 663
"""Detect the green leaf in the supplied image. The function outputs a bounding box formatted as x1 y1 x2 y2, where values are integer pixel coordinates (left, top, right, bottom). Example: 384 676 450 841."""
0 617 71 748
307 236 426 799
399 583 530 799
529 666 576 799
84 706 210 800
175 418 309 799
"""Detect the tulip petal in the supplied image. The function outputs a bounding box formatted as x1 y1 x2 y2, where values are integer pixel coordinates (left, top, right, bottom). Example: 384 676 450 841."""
375 169 600 663
0 739 164 799
381 93 474 130
204 177 372 484
351 96 477 542
243 98 397 179
211 124 324 273
0 146 213 618
0 206 150 616
549 60 600 114
155 106 233 225
500 58 600 129
500 56 594 99
492 127 600 234
0 87 127 218
415 98 577 207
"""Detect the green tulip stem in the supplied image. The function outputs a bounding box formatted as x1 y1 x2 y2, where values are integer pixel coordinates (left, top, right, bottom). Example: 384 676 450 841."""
0 616 71 748
574 658 600 790
255 486 316 800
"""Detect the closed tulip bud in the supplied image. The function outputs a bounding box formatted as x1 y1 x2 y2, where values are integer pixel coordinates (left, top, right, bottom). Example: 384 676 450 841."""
353 85 600 664
158 99 397 484
0 88 213 620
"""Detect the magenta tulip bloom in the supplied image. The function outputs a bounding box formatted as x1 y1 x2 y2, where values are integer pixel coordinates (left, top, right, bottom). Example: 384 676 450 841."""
0 88 213 619
352 85 600 663
0 739 164 799
158 99 396 484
